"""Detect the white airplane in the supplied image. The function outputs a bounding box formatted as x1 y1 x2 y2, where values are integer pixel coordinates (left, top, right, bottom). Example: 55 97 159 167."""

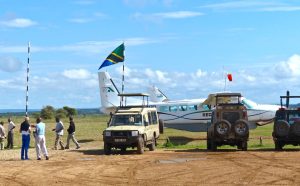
98 71 280 132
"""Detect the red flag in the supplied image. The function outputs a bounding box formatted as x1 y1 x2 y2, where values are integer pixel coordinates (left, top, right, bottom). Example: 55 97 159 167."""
227 74 232 81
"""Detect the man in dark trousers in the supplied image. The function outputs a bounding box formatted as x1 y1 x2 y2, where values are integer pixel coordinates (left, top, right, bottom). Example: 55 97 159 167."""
6 117 15 149
20 116 31 160
65 116 80 149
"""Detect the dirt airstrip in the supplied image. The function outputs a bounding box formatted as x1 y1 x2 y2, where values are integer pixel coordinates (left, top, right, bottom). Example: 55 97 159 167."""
1 147 300 186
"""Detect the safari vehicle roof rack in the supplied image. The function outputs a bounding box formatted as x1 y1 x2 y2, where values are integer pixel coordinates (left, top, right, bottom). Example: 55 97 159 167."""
118 93 150 108
280 90 300 108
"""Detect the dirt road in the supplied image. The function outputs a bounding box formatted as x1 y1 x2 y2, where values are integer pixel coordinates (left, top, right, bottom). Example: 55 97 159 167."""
1 147 300 186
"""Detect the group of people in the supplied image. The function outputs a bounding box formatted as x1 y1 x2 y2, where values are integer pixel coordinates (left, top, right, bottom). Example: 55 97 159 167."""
0 116 80 160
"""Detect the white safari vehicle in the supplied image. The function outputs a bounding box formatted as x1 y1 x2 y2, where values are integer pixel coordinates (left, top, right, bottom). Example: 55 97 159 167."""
103 93 164 155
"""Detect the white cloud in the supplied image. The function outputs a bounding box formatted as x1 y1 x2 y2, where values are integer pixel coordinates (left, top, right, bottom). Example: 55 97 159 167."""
259 6 300 12
133 11 203 22
200 1 300 12
194 69 207 78
68 18 92 24
62 69 92 79
0 18 37 28
0 56 23 72
0 37 159 54
153 11 204 19
273 54 300 78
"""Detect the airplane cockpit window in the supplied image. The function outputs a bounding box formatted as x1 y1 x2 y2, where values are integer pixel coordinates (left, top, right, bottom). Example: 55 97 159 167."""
179 105 187 111
169 106 178 112
202 104 210 110
110 114 142 126
241 99 257 109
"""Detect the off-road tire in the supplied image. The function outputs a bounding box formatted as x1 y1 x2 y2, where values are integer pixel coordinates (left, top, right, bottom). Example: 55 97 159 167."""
137 136 145 154
274 120 289 137
104 143 111 155
207 139 211 150
234 120 249 137
214 120 231 137
148 137 156 151
275 141 283 151
211 140 217 151
159 119 164 134
241 141 248 151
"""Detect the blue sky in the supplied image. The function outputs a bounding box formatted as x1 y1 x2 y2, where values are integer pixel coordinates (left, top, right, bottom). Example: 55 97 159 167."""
1 0 300 109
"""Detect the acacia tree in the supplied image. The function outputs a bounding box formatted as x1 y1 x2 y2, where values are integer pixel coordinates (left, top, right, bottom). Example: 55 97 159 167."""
63 106 77 117
40 105 55 119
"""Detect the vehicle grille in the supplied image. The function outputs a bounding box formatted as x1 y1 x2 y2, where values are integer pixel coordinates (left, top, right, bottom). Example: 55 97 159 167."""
222 112 240 124
112 131 130 137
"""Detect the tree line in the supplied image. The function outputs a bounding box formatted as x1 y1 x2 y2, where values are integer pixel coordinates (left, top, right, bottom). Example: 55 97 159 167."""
38 106 77 119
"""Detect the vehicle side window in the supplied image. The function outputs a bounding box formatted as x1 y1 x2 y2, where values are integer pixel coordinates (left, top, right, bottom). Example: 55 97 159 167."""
143 115 149 126
151 111 158 125
148 112 153 125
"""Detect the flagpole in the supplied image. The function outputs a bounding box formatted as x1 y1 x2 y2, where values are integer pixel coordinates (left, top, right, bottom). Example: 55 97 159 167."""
25 42 30 116
121 60 125 106
223 66 227 92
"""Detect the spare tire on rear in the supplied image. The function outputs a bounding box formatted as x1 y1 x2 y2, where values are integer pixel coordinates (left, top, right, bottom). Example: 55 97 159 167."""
290 121 300 136
214 119 231 137
234 120 249 137
159 119 164 134
274 120 289 137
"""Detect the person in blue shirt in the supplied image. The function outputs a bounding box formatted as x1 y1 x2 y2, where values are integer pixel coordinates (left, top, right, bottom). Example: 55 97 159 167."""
34 117 49 160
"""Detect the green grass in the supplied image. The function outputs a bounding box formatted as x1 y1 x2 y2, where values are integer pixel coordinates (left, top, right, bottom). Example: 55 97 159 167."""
1 115 299 151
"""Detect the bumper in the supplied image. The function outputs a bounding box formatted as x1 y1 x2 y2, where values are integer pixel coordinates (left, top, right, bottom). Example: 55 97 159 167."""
103 136 139 147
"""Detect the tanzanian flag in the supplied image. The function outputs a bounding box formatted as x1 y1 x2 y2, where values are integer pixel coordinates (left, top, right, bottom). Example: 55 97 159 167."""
98 43 125 70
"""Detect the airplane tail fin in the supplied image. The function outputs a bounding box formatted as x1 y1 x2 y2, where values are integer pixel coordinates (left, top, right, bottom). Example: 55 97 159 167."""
98 71 120 113
148 85 168 102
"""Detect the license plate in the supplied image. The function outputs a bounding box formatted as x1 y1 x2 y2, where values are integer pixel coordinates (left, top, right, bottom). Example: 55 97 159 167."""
115 139 126 142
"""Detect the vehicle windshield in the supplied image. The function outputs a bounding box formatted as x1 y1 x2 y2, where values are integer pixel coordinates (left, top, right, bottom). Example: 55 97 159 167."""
217 96 241 105
110 114 143 126
241 98 257 109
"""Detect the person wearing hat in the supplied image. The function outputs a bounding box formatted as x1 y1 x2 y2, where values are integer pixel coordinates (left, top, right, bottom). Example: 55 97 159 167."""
0 121 6 150
65 116 80 149
20 116 31 160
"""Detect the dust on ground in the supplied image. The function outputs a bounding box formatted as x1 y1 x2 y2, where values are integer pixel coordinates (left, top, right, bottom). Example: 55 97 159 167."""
1 145 300 186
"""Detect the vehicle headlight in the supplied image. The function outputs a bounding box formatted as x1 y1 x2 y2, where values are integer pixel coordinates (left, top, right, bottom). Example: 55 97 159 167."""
132 131 139 136
104 131 111 136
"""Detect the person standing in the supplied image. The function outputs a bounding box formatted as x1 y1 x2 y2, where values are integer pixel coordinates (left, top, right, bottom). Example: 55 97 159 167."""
0 121 6 150
65 116 80 149
52 117 64 150
6 117 15 149
35 117 49 160
20 117 31 160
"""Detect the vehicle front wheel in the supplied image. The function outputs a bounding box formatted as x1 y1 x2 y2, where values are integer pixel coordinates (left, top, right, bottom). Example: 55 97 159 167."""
275 141 283 151
241 141 248 151
148 137 156 151
137 137 145 154
104 143 111 155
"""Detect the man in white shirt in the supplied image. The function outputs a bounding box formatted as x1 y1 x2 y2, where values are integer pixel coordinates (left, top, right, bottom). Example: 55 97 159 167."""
52 117 65 150
6 118 15 149
0 121 6 150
